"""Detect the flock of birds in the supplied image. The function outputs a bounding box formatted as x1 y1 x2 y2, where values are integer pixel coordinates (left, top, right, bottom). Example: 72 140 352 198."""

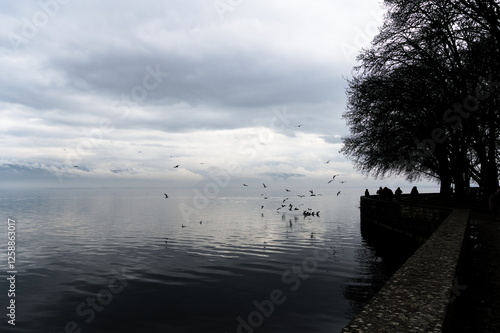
159 131 349 245
162 168 348 232
251 178 346 220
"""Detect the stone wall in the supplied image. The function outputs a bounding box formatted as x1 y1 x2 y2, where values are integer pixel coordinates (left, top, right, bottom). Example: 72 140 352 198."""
360 194 452 243
341 208 470 332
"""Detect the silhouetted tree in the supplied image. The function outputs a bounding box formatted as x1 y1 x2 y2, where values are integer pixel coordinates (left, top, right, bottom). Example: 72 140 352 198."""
342 0 500 198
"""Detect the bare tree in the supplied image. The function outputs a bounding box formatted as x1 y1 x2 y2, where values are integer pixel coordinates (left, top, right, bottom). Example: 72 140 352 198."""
342 0 500 198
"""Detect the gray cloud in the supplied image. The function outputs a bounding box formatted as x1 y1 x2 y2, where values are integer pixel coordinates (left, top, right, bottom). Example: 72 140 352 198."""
0 0 416 188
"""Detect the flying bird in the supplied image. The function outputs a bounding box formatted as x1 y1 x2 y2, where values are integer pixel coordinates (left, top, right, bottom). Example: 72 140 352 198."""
328 179 334 184
325 160 330 164
164 193 169 198
243 184 248 187
337 191 341 196
340 181 347 184
285 189 291 192
263 183 267 188
261 205 264 209
173 165 179 168
295 125 303 127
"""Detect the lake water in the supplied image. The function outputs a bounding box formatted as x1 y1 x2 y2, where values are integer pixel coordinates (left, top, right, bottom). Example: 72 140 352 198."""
0 187 418 333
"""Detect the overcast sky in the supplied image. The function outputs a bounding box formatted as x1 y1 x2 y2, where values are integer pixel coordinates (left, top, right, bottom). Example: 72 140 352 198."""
0 0 437 190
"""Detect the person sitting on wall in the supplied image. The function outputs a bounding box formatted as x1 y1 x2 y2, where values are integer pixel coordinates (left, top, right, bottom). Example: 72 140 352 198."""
410 186 419 200
395 187 402 201
488 188 500 221
382 187 394 200
365 189 370 197
376 187 383 199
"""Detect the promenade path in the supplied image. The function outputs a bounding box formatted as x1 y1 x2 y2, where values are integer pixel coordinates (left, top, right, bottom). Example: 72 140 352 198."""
448 208 500 333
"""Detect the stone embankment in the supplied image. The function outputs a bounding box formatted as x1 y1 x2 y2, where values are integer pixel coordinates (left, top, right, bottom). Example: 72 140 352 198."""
342 195 471 332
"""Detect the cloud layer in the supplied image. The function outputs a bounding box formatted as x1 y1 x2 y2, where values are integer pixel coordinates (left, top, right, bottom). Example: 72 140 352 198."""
0 0 423 189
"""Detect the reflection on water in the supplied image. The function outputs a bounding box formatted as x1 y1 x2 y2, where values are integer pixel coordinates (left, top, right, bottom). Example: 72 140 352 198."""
342 221 420 318
0 188 417 333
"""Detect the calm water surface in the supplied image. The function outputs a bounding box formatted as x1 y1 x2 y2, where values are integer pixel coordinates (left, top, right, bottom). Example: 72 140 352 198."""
0 187 417 332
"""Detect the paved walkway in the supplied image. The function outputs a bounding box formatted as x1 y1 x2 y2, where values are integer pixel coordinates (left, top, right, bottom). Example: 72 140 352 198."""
448 209 500 333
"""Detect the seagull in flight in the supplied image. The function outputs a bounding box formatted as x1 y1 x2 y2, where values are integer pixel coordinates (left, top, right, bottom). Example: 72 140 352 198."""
337 191 341 196
340 181 347 184
285 189 291 192
173 165 179 168
263 183 267 188
325 160 330 164
243 184 248 187
164 193 169 198
295 124 303 127
328 179 334 184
